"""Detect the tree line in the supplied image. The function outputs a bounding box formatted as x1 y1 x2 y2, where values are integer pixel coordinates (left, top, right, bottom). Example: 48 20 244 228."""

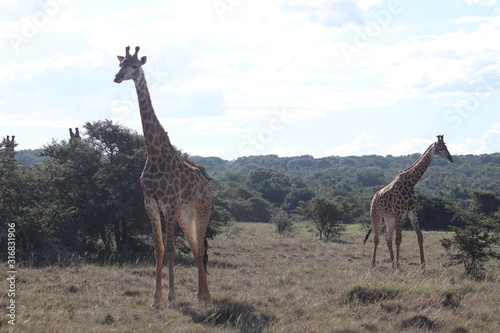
1 120 499 268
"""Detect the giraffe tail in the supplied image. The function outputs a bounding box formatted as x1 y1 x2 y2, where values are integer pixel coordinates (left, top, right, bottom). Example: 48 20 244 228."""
363 227 372 245
203 237 209 275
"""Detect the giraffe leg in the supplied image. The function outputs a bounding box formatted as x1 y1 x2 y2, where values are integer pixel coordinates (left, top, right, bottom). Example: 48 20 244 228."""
196 236 211 304
178 206 211 305
386 233 395 269
372 230 380 268
164 215 177 309
145 201 164 307
369 205 382 268
394 223 402 271
384 218 396 269
408 209 425 271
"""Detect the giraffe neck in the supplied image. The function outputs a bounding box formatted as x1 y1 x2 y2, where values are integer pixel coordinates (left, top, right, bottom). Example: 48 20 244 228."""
399 143 436 187
133 68 175 158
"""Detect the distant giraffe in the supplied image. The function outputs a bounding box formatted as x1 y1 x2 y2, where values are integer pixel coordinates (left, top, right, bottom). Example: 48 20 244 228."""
364 135 453 271
3 135 16 150
114 46 211 307
69 128 81 143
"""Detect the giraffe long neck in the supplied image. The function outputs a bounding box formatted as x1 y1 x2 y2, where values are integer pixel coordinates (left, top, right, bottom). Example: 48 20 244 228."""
133 68 173 157
399 143 436 187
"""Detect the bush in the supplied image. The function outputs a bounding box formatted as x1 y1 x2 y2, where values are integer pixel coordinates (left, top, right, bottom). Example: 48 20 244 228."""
441 213 500 279
270 209 294 235
300 196 346 241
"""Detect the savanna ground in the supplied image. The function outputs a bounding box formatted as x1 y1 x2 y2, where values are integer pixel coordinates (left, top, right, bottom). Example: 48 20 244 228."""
2 222 500 333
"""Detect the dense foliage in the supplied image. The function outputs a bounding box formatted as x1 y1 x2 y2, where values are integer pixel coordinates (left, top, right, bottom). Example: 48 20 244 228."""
0 121 227 265
2 122 499 265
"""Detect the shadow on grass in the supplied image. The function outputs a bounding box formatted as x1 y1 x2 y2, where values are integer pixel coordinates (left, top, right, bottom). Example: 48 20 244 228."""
181 298 276 333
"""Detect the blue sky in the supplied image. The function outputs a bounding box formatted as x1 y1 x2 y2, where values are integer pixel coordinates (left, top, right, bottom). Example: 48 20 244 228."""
1 0 499 159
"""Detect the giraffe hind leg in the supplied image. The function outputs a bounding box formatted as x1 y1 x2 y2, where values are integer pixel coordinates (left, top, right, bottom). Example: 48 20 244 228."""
178 206 211 304
369 208 382 268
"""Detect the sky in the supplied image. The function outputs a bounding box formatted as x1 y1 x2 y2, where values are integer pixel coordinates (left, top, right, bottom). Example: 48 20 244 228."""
0 0 499 160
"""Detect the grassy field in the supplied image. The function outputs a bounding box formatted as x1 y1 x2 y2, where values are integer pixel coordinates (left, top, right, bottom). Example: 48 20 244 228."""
2 222 500 333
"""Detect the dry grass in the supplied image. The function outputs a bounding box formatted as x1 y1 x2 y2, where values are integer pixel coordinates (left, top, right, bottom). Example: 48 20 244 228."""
2 222 500 332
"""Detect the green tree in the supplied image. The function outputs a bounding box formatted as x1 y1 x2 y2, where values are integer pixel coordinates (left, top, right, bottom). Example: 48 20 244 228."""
248 168 291 206
282 186 314 213
300 196 346 240
470 191 500 217
356 167 386 187
416 195 461 231
84 120 147 253
270 209 294 235
441 211 500 279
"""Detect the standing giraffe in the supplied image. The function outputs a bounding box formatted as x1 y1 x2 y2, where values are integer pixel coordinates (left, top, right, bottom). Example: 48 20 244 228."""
114 46 211 307
363 135 453 271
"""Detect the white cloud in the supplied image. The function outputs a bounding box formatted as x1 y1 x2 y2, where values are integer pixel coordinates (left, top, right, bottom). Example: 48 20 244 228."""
478 122 500 153
387 138 433 156
323 132 380 156
344 17 500 102
0 50 104 83
464 0 497 6
274 145 314 157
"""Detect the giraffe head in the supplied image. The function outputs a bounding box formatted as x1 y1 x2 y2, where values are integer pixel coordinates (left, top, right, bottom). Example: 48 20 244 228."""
114 46 147 83
434 135 453 163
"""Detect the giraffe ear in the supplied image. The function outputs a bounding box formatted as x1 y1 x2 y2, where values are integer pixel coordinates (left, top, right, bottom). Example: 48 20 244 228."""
140 56 147 65
117 55 125 62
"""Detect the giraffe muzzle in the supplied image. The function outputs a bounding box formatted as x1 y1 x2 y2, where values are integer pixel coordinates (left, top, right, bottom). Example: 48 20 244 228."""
114 74 124 83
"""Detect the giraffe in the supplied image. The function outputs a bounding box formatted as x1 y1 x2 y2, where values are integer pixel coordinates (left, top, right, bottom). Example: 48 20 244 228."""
363 135 453 271
114 46 211 307
69 128 81 143
3 135 16 150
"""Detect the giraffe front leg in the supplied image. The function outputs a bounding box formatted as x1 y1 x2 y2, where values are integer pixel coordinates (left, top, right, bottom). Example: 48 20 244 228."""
165 219 177 309
151 229 165 307
146 202 165 307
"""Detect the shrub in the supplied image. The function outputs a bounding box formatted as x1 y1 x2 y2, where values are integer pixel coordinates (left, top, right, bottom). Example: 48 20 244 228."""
340 283 401 305
300 196 346 241
441 220 500 280
270 209 294 235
